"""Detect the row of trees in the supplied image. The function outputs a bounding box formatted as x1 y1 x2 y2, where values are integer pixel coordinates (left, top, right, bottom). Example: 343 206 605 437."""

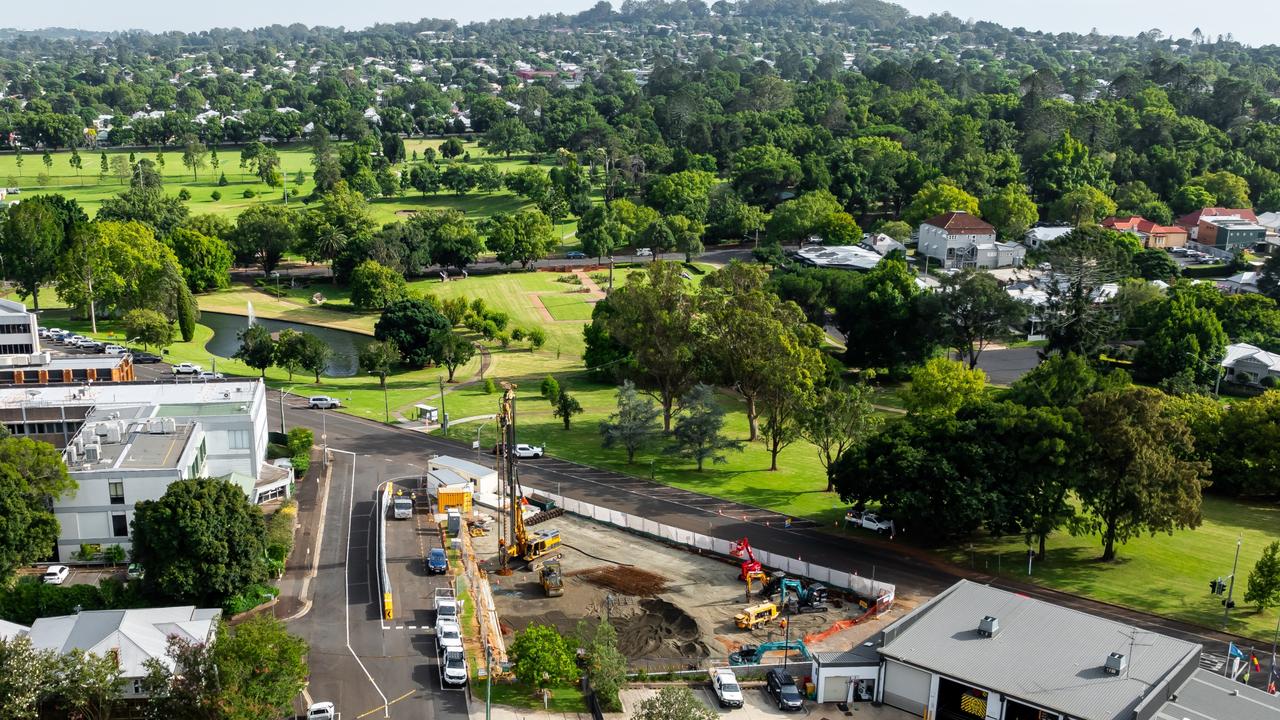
233 324 333 382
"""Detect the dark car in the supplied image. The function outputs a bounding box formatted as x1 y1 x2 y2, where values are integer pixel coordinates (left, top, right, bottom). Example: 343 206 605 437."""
766 669 804 711
130 350 162 363
565 250 587 259
426 547 448 574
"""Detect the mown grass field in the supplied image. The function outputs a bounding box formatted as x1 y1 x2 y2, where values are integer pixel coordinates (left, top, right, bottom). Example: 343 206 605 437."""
2 139 583 245
940 496 1280 642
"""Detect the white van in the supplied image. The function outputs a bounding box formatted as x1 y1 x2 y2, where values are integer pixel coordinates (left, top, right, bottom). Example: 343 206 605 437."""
392 496 413 519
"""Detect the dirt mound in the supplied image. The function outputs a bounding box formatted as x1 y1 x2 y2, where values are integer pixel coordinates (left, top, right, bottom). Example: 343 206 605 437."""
570 565 669 596
612 598 709 664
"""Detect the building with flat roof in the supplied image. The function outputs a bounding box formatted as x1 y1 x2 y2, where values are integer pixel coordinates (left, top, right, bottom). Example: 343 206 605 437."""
1197 216 1267 254
0 380 272 560
0 297 39 354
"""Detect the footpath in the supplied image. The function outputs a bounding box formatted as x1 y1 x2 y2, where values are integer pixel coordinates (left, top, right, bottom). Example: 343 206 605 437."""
275 451 332 620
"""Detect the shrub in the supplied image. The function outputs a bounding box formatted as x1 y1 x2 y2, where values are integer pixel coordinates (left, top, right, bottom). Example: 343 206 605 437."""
484 378 497 394
540 375 560 402
104 545 126 565
218 172 229 186
177 188 192 201
497 332 512 348
224 583 279 615
242 188 256 198
557 274 583 285
526 327 547 350
291 451 311 477
287 427 314 456
211 190 222 201
265 502 297 561
481 320 499 339
510 327 525 341
485 310 510 331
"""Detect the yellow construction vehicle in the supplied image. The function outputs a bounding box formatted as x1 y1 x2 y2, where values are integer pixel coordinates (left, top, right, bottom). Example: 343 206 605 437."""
497 383 563 571
539 558 564 597
734 602 779 630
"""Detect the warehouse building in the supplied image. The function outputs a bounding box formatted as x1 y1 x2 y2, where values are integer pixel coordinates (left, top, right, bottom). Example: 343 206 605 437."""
813 580 1280 720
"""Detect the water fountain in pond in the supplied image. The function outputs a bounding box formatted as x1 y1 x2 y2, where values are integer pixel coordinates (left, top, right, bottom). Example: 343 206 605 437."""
246 301 256 326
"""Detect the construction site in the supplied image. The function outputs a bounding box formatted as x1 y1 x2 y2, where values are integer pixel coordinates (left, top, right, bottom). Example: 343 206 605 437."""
474 509 909 669
428 382 906 681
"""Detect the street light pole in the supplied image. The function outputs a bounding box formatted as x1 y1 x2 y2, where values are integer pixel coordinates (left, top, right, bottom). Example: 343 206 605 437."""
485 646 493 720
438 377 447 437
1224 537 1242 629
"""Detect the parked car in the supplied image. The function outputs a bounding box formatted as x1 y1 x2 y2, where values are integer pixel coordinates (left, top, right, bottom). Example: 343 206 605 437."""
37 327 49 338
130 350 162 363
635 247 653 257
81 341 104 352
436 620 463 653
514 443 544 459
565 250 587 259
712 668 744 708
67 335 87 346
103 344 126 355
441 648 468 687
766 669 804 711
308 396 341 409
126 563 144 581
427 547 448 574
845 509 894 534
172 363 202 375
42 565 70 585
306 702 336 720
197 371 225 380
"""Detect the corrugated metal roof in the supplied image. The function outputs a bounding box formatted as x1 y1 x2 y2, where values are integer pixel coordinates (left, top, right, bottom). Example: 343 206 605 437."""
430 455 495 479
878 580 1200 720
27 606 219 677
1154 669 1280 720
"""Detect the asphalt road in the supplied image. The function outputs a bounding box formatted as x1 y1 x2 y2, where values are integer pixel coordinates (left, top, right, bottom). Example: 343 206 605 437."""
264 391 1266 693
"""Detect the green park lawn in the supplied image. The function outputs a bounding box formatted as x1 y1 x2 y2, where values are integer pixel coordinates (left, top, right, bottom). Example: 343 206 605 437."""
939 495 1280 642
1 139 583 247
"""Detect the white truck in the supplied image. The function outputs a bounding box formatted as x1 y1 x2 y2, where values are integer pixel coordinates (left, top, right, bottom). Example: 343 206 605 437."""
392 495 413 519
436 620 463 653
845 509 894 534
441 648 468 687
711 668 744 708
434 587 460 629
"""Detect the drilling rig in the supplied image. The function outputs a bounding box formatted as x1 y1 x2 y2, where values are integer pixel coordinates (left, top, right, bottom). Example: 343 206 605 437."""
497 382 561 575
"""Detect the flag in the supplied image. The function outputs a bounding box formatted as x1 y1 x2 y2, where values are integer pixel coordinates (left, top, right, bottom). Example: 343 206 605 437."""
1229 643 1246 659
1252 654 1262 672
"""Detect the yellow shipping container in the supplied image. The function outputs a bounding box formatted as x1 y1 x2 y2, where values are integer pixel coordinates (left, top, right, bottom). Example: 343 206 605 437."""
438 487 472 513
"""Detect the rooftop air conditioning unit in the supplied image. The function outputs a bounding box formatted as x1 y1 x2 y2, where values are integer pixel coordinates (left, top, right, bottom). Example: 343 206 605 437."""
1103 652 1127 676
163 417 177 433
84 443 101 463
977 615 1000 638
64 446 78 464
103 422 122 444
31 352 50 365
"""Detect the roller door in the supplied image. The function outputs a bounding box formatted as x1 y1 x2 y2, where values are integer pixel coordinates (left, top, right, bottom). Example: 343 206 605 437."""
882 660 931 716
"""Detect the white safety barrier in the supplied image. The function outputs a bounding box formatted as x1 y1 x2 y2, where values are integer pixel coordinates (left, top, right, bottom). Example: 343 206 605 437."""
529 491 895 606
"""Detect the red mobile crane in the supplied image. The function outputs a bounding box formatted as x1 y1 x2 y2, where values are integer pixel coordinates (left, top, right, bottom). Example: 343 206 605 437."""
729 538 764 582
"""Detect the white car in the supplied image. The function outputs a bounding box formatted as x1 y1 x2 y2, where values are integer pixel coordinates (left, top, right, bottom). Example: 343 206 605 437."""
67 335 87 345
308 396 341 409
103 344 126 355
436 620 463 653
635 247 653 257
306 702 335 720
197 371 225 380
514 443 544 459
42 565 70 584
441 648 468 686
712 668 744 708
846 510 894 534
172 363 202 375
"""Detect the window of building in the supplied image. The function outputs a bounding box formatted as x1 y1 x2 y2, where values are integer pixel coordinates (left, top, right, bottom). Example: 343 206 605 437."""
110 513 128 538
109 481 124 505
228 429 250 449
132 679 143 695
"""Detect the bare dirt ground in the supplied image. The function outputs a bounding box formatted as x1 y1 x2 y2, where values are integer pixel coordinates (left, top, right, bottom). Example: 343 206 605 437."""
475 510 920 670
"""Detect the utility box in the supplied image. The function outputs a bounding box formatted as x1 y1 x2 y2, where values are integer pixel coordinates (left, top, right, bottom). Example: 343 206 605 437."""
447 508 462 535
438 488 472 514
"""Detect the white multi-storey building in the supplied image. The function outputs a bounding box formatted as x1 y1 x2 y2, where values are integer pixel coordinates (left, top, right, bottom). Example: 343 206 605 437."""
0 380 280 560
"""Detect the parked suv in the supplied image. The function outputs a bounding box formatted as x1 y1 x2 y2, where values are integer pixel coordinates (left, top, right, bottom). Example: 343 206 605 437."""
766 669 804 711
712 668 744 708
441 648 468 687
308 395 341 409
172 363 202 375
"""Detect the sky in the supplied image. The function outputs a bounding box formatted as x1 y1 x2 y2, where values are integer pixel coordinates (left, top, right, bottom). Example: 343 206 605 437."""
5 0 1278 47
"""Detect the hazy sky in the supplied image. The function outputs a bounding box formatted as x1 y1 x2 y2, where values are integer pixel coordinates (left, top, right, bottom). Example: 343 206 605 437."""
7 0 1278 47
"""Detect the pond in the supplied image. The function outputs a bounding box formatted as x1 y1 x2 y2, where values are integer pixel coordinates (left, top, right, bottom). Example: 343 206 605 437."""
200 311 373 377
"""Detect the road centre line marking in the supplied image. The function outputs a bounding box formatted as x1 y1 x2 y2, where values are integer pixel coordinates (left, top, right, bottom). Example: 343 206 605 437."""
356 690 416 719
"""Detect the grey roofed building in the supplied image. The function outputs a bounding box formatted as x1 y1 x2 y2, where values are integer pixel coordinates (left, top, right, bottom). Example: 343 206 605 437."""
876 580 1201 720
26 606 220 697
1153 668 1280 720
0 618 29 640
793 244 886 271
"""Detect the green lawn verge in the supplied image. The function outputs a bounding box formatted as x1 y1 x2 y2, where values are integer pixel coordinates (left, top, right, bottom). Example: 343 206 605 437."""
938 495 1280 642
484 682 587 713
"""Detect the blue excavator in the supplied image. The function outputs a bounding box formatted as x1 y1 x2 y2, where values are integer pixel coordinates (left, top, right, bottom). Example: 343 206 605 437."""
759 572 830 613
729 640 812 666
